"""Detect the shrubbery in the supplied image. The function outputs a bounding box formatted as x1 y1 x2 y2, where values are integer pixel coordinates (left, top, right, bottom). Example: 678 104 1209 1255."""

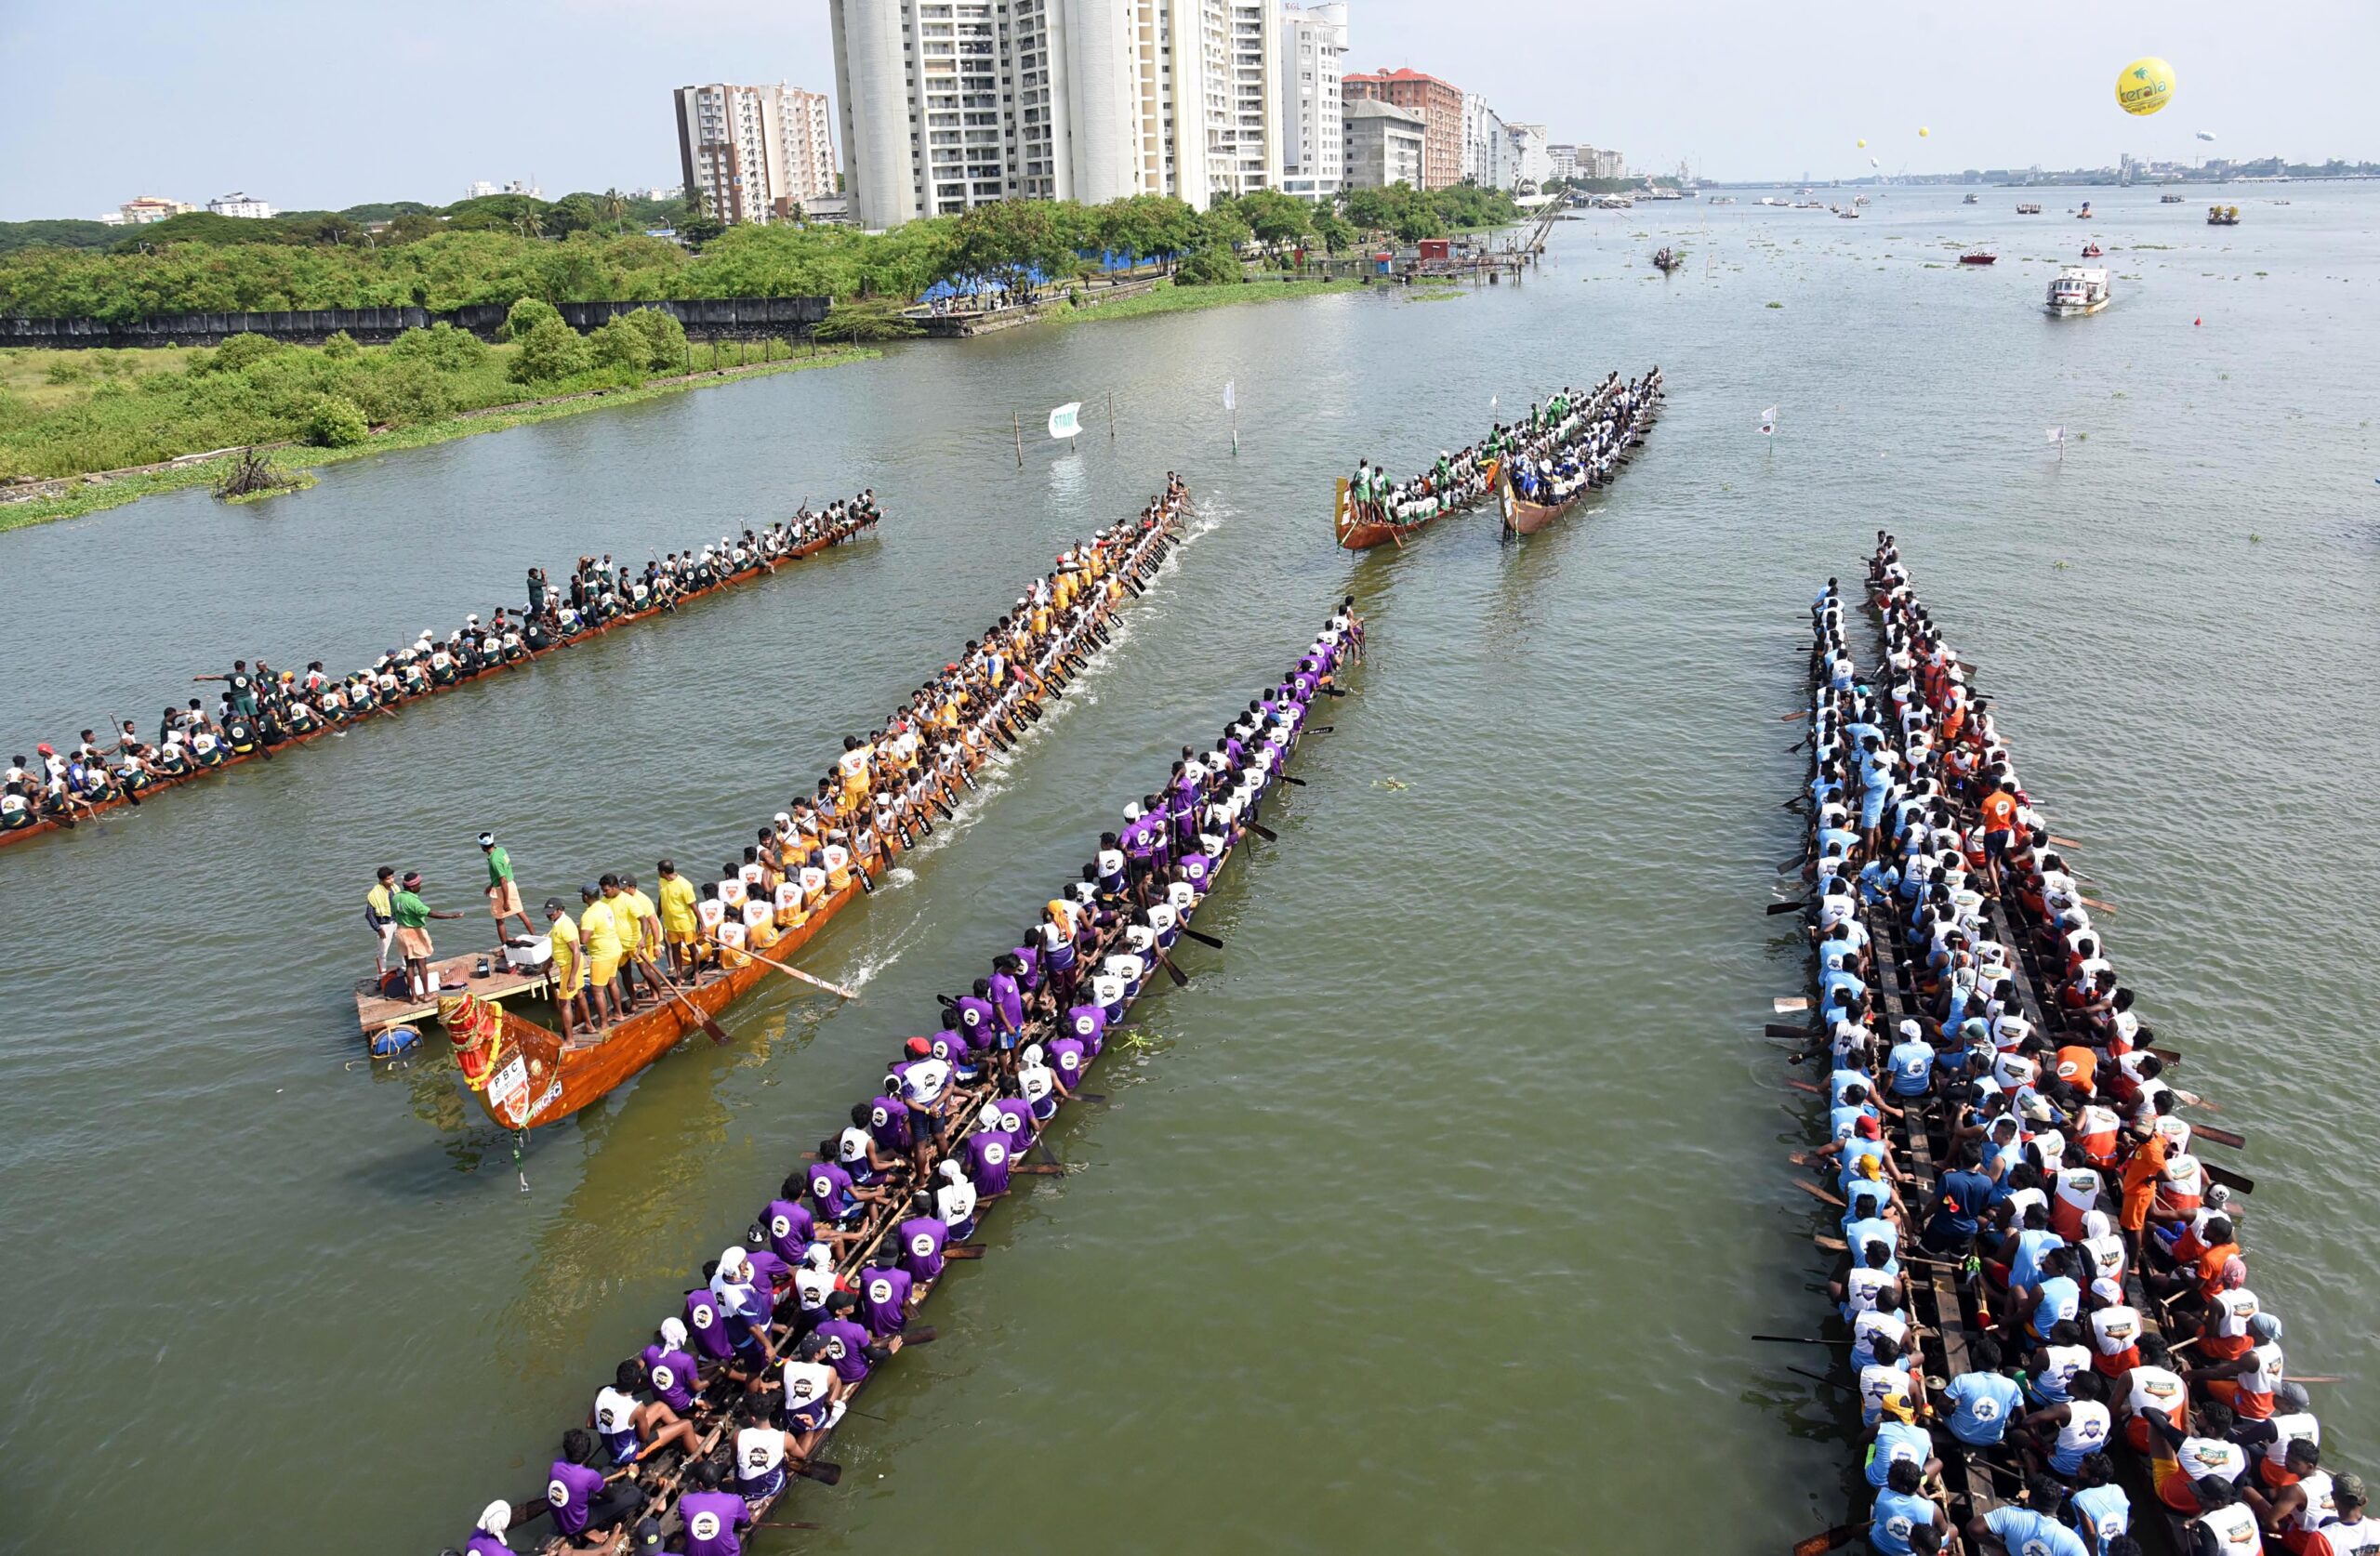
301 394 371 447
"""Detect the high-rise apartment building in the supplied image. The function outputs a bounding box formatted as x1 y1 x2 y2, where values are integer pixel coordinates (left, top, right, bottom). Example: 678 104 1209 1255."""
673 82 837 227
1460 93 1514 190
1504 121 1550 190
1341 68 1462 190
1546 144 1579 182
1277 2 1347 200
1342 99 1425 191
829 0 1281 231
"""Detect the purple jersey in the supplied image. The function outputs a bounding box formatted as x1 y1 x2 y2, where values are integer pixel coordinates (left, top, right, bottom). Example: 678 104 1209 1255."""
866 1094 914 1151
685 1286 734 1359
806 1160 857 1220
641 1343 698 1410
952 996 995 1042
988 972 1024 1031
1179 853 1214 890
1063 1003 1107 1052
1011 943 1043 990
545 1457 605 1536
857 1264 915 1338
679 1489 751 1556
927 1027 974 1070
965 1129 1017 1195
1050 1035 1090 1088
898 1215 948 1281
812 1316 873 1383
1122 814 1159 861
987 1097 1034 1142
466 1535 512 1556
761 1199 814 1262
746 1248 792 1302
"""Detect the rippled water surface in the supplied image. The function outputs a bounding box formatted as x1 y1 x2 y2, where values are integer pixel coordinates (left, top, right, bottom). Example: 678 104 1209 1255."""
3 187 2377 1553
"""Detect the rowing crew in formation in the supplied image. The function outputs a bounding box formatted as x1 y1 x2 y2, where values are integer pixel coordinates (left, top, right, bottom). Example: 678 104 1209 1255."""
481 480 1187 1048
1506 368 1663 505
0 494 880 841
452 599 1361 1556
1789 547 2364 1556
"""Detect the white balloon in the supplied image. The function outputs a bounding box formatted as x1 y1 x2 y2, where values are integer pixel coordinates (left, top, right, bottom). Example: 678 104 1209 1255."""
2195 129 2216 142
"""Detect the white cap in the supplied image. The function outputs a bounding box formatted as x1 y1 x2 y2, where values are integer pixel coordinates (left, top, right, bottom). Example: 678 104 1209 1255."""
718 1245 750 1279
660 1317 688 1348
939 1159 964 1182
2091 1277 2124 1303
1023 1043 1044 1066
479 1501 513 1536
1898 1019 1921 1039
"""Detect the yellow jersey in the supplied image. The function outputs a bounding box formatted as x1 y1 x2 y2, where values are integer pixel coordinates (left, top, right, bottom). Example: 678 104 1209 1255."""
658 875 697 934
549 913 581 979
579 899 622 960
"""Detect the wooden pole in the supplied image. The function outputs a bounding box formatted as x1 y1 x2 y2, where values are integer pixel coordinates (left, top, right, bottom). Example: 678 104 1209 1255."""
1107 390 1116 441
1013 410 1024 468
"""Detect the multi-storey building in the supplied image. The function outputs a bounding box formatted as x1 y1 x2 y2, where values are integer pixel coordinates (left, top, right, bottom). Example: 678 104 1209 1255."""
830 0 1281 231
1504 121 1550 190
1277 2 1347 200
1342 98 1425 191
673 82 837 227
206 191 277 219
1460 93 1514 190
1341 67 1461 190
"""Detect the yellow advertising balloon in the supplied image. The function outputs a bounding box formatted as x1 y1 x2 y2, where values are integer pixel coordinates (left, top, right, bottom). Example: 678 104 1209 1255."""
2117 57 2176 116
1857 138 1867 148
1918 126 1930 138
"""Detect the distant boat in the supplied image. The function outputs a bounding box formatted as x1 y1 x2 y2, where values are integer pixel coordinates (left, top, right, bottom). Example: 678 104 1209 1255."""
2081 242 2103 257
1963 193 1980 204
2160 192 2186 204
2208 204 2241 226
2076 202 2094 219
1959 250 1998 266
2016 203 2043 215
1651 246 1683 272
2045 266 2111 317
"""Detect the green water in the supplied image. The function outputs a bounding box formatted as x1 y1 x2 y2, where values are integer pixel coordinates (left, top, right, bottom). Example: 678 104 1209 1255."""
1 186 2376 1552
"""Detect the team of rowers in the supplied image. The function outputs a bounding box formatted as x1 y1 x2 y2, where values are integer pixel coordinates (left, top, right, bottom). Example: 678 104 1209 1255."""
470 481 1188 1045
0 495 879 834
1341 367 1661 528
453 599 1362 1556
1506 368 1663 507
1791 544 2363 1556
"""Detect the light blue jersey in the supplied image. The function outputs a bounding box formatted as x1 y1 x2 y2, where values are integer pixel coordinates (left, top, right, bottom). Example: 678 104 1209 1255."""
1865 1419 1932 1488
1887 1040 1935 1096
1985 1505 2089 1556
1869 1488 1936 1556
2068 1483 2131 1556
1942 1369 2022 1446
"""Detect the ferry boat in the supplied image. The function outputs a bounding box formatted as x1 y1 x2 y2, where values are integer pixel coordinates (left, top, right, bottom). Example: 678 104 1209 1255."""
2160 192 2186 204
2016 203 2043 215
1958 249 1997 266
2044 266 2111 317
2208 204 2241 225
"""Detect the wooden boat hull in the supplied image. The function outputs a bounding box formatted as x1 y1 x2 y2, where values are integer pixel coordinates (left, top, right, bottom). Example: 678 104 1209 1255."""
453 507 1180 1129
0 518 877 851
1333 459 1501 550
1498 471 1582 537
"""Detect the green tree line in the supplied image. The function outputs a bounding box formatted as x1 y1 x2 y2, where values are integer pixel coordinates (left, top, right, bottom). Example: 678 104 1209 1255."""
1 186 1518 323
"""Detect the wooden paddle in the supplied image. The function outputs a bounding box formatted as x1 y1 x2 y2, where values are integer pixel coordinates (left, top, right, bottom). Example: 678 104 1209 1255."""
1144 939 1190 989
640 955 731 1043
1175 924 1225 951
757 1522 826 1532
1793 1179 1847 1208
1775 996 1811 1014
2190 1122 2247 1151
943 1245 985 1261
707 934 858 1000
1792 1523 1864 1556
1753 1334 1855 1348
1767 1023 1816 1041
1243 818 1279 843
2048 834 2085 850
1768 900 1811 916
2286 1376 2345 1385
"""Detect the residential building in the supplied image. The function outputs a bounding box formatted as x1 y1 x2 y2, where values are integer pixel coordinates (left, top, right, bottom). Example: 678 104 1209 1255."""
1277 2 1348 200
674 82 837 226
1546 143 1579 181
1505 121 1550 190
464 178 544 200
1343 98 1425 191
828 0 1282 231
206 191 277 219
1593 147 1625 180
114 195 194 225
1460 93 1514 190
1342 68 1462 189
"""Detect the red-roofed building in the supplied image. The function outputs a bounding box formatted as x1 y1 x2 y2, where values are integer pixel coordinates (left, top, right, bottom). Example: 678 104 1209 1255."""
1341 68 1463 190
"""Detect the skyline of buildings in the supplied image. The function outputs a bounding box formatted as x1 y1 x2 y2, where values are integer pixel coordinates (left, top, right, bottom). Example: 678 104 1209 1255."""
1276 2 1347 201
673 82 836 226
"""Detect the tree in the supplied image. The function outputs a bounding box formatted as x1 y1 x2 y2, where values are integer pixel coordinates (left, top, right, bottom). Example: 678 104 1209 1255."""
622 307 687 371
587 315 653 377
301 393 371 446
1236 190 1313 256
549 193 602 236
1172 241 1244 287
1312 207 1357 257
321 329 362 361
601 189 628 231
675 197 726 247
389 321 491 372
949 200 1071 296
508 316 589 384
500 296 562 342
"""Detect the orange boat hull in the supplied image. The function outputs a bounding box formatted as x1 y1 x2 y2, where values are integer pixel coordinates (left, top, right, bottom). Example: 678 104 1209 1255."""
1333 460 1501 550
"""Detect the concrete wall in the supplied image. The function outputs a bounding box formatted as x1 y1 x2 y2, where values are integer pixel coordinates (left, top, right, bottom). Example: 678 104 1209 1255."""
2 297 832 350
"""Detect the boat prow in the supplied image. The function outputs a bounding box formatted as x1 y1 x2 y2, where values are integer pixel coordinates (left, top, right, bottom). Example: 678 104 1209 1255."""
1335 459 1501 550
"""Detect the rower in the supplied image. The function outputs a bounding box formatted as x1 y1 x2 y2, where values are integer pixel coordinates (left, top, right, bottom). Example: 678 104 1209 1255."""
639 1318 699 1418
523 1428 644 1551
590 1356 700 1468
1937 1334 2023 1451
676 1461 753 1556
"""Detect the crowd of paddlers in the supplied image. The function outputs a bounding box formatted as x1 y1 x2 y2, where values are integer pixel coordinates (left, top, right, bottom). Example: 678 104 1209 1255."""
0 494 881 837
1343 367 1662 526
1507 368 1663 505
477 483 1190 1046
1780 540 2361 1556
452 599 1361 1556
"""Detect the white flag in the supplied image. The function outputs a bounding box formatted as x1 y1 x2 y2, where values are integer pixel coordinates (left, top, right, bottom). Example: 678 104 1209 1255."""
1048 402 1081 440
1222 380 1236 411
1759 405 1778 436
2045 426 2066 444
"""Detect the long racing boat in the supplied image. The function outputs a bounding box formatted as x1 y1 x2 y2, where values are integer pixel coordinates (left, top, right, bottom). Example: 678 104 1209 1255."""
454 600 1363 1555
436 493 1185 1131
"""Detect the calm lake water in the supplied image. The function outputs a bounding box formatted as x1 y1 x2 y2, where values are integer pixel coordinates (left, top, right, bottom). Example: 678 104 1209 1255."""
2 185 2376 1553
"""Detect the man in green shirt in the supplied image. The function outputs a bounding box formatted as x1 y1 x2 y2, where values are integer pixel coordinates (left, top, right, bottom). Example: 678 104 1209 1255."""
479 831 535 943
391 870 465 999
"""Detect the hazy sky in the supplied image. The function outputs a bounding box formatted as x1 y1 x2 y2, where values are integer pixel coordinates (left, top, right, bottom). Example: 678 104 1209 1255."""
2 0 2373 219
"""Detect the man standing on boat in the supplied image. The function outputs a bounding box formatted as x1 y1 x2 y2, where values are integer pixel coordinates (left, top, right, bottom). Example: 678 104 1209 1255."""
365 865 399 974
480 832 535 945
390 871 465 1001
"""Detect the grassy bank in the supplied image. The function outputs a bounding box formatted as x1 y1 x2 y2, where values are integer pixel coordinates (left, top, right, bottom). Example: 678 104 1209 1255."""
0 346 877 532
1056 275 1366 326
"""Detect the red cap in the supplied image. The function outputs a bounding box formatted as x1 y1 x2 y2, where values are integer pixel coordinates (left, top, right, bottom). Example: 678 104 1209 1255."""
904 1036 932 1058
37 743 54 755
1857 1115 1883 1140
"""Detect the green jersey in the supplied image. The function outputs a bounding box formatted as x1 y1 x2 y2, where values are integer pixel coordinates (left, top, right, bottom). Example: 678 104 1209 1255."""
391 890 431 930
485 846 514 888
